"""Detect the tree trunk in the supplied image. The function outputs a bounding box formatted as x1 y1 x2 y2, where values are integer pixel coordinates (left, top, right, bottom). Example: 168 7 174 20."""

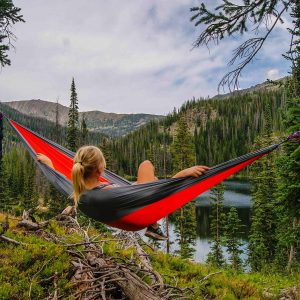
0 112 3 160
287 217 298 272
166 216 170 253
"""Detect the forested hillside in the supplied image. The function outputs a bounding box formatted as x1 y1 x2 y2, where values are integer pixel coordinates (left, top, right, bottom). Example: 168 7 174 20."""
0 87 286 180
105 88 285 178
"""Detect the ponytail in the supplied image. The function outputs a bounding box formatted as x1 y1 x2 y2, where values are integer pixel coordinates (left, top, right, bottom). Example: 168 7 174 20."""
72 162 87 206
71 146 106 207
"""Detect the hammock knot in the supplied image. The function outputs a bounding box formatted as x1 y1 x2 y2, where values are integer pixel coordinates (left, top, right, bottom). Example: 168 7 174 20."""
287 131 300 143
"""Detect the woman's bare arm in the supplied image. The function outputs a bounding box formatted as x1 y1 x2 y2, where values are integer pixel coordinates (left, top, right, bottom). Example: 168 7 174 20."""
172 165 210 178
36 153 54 169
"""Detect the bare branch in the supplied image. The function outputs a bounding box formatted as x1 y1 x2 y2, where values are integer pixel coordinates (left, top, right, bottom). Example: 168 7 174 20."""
0 234 26 245
218 2 290 92
191 0 291 91
199 271 223 284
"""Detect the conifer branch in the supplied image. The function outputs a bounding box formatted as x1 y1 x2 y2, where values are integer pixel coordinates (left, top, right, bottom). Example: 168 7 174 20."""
0 1 25 67
191 0 291 91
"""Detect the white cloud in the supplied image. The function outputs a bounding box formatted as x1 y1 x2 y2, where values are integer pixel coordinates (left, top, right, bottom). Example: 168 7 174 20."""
0 0 291 114
266 69 280 80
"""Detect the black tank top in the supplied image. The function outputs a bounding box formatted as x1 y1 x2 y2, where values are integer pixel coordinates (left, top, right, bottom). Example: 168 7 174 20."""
93 183 121 190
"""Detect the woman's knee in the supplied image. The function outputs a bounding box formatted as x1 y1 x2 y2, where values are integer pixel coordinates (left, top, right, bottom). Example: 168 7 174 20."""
137 160 156 183
139 160 154 170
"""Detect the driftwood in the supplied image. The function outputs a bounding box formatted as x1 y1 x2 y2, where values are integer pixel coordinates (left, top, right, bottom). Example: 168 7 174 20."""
2 209 193 300
17 209 49 231
263 286 300 300
115 231 164 290
17 219 49 230
61 205 77 218
56 214 193 299
279 286 299 300
199 271 223 284
64 223 169 299
82 245 161 300
0 234 26 245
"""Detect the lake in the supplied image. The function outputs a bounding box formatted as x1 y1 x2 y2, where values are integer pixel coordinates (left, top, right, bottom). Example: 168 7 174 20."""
158 180 252 263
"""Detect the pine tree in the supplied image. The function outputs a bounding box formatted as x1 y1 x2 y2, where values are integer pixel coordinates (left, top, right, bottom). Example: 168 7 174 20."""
47 185 70 217
171 116 197 259
0 112 3 160
23 151 38 210
248 102 277 271
207 183 225 267
2 148 22 214
55 98 61 144
66 78 79 151
275 3 300 270
0 158 10 212
80 113 88 146
1 169 10 211
224 207 243 270
0 112 6 211
100 138 115 172
171 116 195 170
275 92 300 272
175 202 197 258
275 94 300 271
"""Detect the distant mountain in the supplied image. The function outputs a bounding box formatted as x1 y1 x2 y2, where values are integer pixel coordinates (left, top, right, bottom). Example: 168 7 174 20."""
211 77 286 100
3 99 164 137
0 102 107 148
2 78 285 137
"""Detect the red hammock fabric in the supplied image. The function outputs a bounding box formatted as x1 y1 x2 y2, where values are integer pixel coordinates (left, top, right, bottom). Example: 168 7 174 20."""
10 120 109 183
109 155 261 230
6 117 278 231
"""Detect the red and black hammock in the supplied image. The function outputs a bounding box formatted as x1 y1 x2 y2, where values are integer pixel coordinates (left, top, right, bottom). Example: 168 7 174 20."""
2 113 299 231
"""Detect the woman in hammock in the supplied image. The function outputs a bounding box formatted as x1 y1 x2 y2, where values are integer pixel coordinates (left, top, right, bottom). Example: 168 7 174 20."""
36 146 209 240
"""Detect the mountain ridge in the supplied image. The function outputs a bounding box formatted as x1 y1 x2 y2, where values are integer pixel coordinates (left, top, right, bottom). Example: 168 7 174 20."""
2 99 164 137
1 77 285 137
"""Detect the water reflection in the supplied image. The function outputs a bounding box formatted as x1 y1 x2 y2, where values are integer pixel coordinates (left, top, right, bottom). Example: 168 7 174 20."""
168 180 252 263
196 206 251 239
195 180 251 239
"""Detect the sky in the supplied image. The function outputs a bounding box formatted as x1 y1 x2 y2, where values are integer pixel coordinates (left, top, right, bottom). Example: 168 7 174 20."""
0 1 293 115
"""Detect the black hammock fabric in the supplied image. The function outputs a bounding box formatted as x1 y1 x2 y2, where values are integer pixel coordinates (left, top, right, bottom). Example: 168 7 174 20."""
4 115 279 231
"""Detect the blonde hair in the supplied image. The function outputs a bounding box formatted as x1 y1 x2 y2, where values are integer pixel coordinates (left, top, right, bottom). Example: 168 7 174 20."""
71 146 106 206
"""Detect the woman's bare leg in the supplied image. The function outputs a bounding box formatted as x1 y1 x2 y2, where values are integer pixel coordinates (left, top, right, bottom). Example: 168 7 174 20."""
136 160 157 183
136 160 159 228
